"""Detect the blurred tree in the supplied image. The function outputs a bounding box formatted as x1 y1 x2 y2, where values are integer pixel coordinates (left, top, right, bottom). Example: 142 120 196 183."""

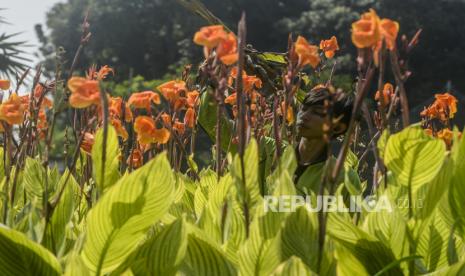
36 0 307 81
37 0 465 107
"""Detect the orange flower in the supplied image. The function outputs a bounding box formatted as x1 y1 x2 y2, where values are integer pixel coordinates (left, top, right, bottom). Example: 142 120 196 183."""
193 25 228 49
127 149 143 168
81 132 95 155
375 83 395 106
184 107 196 128
111 118 129 141
351 9 381 49
229 68 263 93
173 120 185 135
0 80 10 90
152 128 170 144
0 93 26 125
37 110 48 140
281 102 295 125
294 36 320 68
109 97 133 122
134 116 157 145
157 80 186 104
379 19 399 50
224 93 237 105
134 116 170 145
86 65 114 80
434 93 457 118
437 128 453 146
187 90 200 107
320 36 339 59
128 91 160 111
161 113 172 126
32 85 53 109
216 33 238 65
421 93 458 121
67 77 101 108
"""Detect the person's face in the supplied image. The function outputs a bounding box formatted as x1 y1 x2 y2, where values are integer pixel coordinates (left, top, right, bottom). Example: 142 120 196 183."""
296 105 348 139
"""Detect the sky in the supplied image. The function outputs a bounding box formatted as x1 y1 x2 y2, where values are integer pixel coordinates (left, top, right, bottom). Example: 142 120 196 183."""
1 0 63 62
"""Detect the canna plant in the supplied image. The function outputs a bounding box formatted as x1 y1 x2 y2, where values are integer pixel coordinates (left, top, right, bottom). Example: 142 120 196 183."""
0 6 464 276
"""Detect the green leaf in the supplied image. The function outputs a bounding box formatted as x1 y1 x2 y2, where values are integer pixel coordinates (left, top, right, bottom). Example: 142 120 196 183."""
449 127 465 236
23 158 55 201
92 125 121 194
280 207 321 272
271 256 317 275
327 213 403 275
182 231 237 275
43 171 79 255
231 139 262 209
198 91 236 154
384 126 446 194
0 225 61 275
129 218 188 275
80 153 175 275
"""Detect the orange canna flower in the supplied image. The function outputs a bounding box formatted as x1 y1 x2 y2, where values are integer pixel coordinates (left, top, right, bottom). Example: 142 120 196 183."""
67 77 101 108
281 102 295 125
320 36 339 59
184 107 196 128
375 83 395 106
134 116 157 145
437 128 454 147
0 80 10 90
128 91 160 111
173 120 185 135
127 149 143 168
421 92 458 121
134 116 170 145
229 68 263 93
109 97 133 122
379 19 399 50
351 9 381 49
294 36 321 68
111 118 129 141
161 113 172 126
86 65 114 81
0 93 26 125
434 93 457 118
157 80 186 104
152 127 170 144
193 25 228 49
187 90 200 107
81 132 95 155
216 33 238 65
225 93 237 105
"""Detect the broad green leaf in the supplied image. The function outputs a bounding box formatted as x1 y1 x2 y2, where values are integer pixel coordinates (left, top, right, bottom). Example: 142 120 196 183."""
183 232 237 275
129 218 188 275
238 204 284 276
384 126 446 194
0 225 61 275
197 91 236 154
271 256 317 276
327 213 403 275
280 207 320 272
231 139 262 210
449 127 465 236
43 171 79 256
92 125 121 194
64 252 91 276
23 158 55 201
81 153 175 275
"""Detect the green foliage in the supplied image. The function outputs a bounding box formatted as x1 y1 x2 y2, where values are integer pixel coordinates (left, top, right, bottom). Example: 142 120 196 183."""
0 126 464 275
